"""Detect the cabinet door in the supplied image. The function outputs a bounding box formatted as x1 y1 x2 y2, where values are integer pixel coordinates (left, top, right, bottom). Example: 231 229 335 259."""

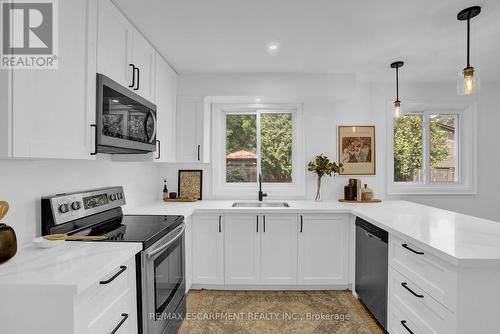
10 0 96 159
298 214 349 285
261 214 298 284
176 96 203 162
131 30 156 102
154 53 177 162
224 214 261 284
97 0 132 88
191 214 224 285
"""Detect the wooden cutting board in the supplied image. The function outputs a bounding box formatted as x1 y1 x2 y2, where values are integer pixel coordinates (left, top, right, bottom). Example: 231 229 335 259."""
338 199 382 203
163 198 198 203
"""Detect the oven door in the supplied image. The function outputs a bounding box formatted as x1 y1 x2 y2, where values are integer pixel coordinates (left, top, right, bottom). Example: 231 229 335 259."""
96 74 157 153
142 223 186 334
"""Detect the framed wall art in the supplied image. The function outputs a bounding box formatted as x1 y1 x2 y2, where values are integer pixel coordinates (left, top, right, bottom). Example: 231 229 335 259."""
338 126 376 175
178 169 203 200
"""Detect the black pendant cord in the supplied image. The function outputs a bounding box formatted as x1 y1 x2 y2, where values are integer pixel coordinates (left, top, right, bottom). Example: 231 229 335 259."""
396 67 399 101
466 17 471 68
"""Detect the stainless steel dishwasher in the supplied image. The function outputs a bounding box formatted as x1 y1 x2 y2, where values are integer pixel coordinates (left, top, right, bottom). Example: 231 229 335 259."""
355 217 388 329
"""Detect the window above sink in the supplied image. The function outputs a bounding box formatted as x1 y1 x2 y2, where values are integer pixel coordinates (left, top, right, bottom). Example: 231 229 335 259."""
211 102 305 199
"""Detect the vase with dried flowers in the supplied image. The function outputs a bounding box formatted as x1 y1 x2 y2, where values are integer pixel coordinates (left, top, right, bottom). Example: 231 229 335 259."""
307 154 343 201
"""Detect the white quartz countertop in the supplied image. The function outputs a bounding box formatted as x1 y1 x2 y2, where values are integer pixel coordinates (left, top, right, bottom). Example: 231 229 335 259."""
126 200 500 266
0 242 142 294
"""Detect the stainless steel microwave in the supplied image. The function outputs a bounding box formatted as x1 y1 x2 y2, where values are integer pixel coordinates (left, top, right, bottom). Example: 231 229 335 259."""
94 74 157 154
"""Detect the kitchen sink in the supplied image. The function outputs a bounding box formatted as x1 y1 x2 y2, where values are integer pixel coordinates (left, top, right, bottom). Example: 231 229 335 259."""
232 202 290 208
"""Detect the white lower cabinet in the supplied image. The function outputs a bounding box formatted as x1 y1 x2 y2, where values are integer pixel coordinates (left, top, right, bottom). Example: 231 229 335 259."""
192 212 350 287
224 214 261 284
191 214 224 285
77 257 138 334
298 214 349 285
260 214 298 284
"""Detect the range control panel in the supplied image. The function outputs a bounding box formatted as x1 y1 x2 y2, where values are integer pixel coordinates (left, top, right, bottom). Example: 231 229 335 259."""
42 187 126 226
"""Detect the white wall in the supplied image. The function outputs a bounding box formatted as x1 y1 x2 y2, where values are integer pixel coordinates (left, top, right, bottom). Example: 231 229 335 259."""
2 75 498 248
384 82 500 221
159 74 500 222
0 158 161 246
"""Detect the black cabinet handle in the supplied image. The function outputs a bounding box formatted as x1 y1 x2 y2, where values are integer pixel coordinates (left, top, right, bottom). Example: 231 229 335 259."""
90 124 97 155
128 64 136 88
100 266 127 284
401 320 414 334
263 215 266 232
402 243 424 255
134 66 140 90
155 140 161 159
110 313 129 334
300 215 303 233
197 145 201 161
401 282 424 298
218 215 222 233
256 215 259 232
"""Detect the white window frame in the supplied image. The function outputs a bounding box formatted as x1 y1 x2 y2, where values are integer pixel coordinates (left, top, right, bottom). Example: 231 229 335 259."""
387 101 477 195
212 103 305 199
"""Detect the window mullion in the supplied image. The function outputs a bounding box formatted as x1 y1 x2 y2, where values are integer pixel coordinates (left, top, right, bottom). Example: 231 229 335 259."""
256 110 262 181
422 112 430 184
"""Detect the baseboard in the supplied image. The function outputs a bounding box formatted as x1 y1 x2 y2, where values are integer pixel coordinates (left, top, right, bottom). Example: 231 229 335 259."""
190 284 351 291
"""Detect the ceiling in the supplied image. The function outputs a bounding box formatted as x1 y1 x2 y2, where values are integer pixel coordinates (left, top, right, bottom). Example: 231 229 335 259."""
114 0 500 82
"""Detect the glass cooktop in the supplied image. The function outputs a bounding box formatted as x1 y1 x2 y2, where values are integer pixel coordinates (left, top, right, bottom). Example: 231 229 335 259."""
72 215 184 248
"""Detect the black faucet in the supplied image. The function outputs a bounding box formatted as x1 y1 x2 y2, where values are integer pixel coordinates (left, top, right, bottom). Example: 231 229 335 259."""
258 174 267 202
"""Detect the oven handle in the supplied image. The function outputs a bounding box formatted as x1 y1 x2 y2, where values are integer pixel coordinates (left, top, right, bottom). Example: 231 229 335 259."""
146 223 185 259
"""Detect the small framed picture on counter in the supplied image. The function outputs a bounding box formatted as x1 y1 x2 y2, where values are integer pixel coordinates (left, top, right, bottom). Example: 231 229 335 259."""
178 169 203 200
338 125 376 175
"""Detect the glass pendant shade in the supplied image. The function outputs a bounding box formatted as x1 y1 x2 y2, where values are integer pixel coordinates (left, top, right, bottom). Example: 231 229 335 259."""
457 67 479 95
394 100 401 118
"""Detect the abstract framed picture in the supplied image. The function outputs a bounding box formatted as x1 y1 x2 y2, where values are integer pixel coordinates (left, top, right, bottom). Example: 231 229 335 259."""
338 126 376 175
178 169 203 200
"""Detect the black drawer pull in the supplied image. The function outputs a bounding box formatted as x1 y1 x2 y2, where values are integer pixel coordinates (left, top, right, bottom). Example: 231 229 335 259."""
110 313 129 334
100 266 127 284
402 243 424 255
263 215 266 232
218 215 222 233
300 215 303 233
256 215 259 232
401 282 424 298
401 320 414 334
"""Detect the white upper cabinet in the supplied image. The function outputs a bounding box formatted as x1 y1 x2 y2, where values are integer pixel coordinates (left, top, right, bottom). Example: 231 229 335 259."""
176 96 205 163
130 30 156 102
224 214 261 284
97 0 155 102
298 214 349 285
97 0 132 89
154 53 178 162
0 0 97 159
260 214 298 284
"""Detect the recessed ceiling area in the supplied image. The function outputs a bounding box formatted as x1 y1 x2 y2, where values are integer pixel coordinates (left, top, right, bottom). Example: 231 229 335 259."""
114 0 500 82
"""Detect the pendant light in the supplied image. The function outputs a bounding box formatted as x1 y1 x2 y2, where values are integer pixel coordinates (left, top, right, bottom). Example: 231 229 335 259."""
391 61 404 118
457 6 481 95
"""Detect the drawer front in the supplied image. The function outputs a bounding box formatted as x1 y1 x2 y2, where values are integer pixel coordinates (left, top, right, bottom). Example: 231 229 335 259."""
389 302 434 334
76 258 137 325
390 268 455 334
88 289 135 334
389 235 457 311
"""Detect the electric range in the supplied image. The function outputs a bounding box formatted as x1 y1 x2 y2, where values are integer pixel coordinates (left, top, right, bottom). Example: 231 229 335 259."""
41 186 186 334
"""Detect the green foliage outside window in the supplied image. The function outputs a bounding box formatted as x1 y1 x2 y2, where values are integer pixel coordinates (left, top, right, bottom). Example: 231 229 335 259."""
394 115 451 182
